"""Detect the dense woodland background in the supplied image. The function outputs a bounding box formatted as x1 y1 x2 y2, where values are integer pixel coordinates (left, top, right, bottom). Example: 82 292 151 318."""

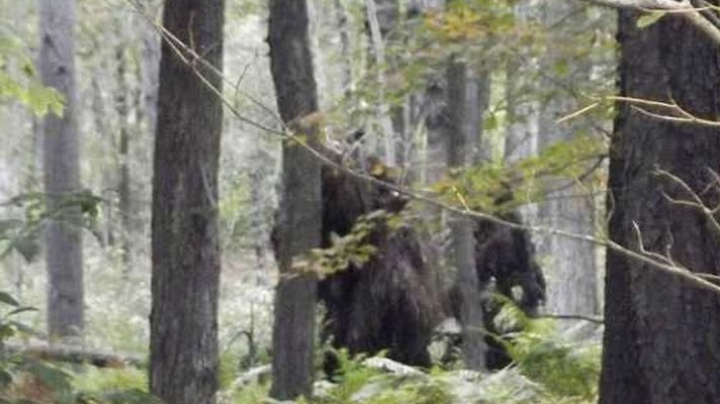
1 0 719 403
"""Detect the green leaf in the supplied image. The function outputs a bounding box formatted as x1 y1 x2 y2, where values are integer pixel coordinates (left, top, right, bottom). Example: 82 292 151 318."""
6 306 38 317
24 361 73 394
0 324 16 339
0 219 22 238
637 11 666 29
386 214 404 230
483 113 499 131
0 292 19 307
13 234 40 263
552 58 569 77
0 369 13 389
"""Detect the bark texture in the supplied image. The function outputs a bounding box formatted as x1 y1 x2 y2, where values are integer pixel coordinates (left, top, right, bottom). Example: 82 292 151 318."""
600 8 720 404
268 0 322 399
39 0 84 339
149 1 224 403
446 60 485 370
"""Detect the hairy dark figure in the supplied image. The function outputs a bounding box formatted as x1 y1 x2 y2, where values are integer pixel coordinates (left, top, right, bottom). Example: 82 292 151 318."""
318 156 442 368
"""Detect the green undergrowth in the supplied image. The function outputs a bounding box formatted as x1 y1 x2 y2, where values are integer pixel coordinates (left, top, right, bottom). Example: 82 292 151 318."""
493 297 601 401
224 326 600 404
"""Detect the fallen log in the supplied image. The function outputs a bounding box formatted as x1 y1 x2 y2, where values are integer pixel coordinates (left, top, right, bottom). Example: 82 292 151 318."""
3 343 144 368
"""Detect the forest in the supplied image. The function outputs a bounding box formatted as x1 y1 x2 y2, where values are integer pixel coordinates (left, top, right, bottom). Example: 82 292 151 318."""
1 0 719 403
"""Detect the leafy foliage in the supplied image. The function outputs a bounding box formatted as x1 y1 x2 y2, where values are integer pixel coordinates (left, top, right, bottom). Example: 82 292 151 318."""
0 211 155 404
71 366 159 404
0 36 64 117
0 190 104 262
293 210 403 278
433 134 606 212
0 292 72 404
319 349 380 402
489 296 601 401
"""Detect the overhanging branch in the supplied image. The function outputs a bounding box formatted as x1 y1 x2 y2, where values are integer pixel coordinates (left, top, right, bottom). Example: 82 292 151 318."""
577 0 720 47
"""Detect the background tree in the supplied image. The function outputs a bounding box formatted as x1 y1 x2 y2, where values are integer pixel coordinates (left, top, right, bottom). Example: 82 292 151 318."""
38 0 84 339
149 0 225 402
600 7 720 403
446 56 486 370
268 0 322 399
536 1 600 321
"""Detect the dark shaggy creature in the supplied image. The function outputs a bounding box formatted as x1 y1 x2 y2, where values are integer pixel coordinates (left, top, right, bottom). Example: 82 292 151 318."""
318 157 443 368
272 147 545 371
475 211 546 369
474 211 546 315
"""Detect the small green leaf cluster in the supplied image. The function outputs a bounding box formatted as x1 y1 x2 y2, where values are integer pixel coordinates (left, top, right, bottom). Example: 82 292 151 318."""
433 134 606 213
1 190 104 262
489 296 601 401
0 36 64 117
319 349 380 402
0 292 71 404
294 210 404 278
71 366 158 404
0 292 157 403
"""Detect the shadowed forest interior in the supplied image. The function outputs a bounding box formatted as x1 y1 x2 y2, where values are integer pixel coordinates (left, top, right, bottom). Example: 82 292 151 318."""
1 0 720 403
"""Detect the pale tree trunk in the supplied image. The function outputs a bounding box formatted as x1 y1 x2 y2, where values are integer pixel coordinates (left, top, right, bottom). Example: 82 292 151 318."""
504 1 539 164
113 37 133 275
504 69 538 163
468 66 491 165
138 1 162 136
248 148 272 286
366 0 399 165
39 0 84 340
446 59 486 370
536 2 598 319
333 0 353 96
90 68 114 248
409 0 447 307
268 0 322 399
135 1 161 261
149 0 225 402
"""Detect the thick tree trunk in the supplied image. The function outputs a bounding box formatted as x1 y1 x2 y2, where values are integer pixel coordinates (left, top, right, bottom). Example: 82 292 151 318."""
39 0 84 340
446 60 486 370
149 1 225 403
600 8 720 404
268 0 322 400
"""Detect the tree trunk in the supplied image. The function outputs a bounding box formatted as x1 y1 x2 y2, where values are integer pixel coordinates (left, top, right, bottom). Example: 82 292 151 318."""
114 40 133 275
536 2 598 320
149 0 225 403
138 1 162 136
504 2 539 164
446 60 486 370
333 0 353 97
365 0 399 165
39 0 84 340
600 8 720 404
268 0 322 400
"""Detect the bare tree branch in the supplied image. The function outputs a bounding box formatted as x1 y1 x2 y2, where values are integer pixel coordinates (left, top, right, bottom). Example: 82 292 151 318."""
576 0 720 46
126 0 720 298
